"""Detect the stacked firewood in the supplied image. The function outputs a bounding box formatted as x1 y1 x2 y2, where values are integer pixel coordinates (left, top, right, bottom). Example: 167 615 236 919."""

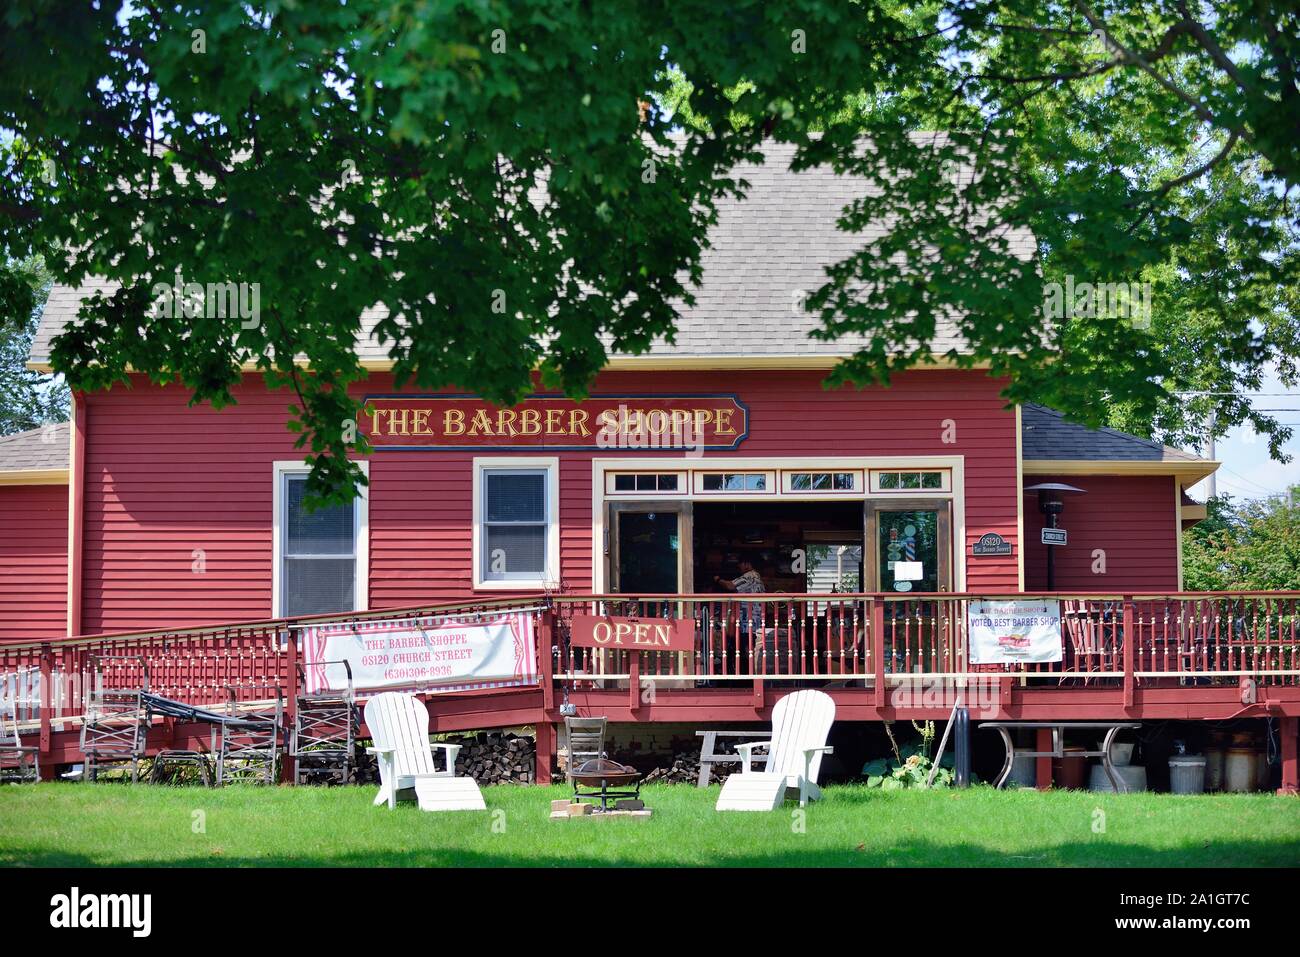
642 750 737 786
354 731 535 786
446 731 535 785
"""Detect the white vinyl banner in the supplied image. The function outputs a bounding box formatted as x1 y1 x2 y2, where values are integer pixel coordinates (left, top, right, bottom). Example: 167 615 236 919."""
300 611 537 695
967 599 1063 664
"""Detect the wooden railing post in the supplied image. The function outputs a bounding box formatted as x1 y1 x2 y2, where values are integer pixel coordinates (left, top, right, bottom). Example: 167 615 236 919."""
628 651 641 713
871 598 886 709
38 642 52 758
535 720 554 785
1035 728 1053 790
1279 717 1298 796
282 626 298 784
538 609 554 713
536 608 556 786
1123 596 1136 710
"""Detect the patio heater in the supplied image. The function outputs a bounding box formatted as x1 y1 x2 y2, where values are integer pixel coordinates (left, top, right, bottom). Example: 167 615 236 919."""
1023 483 1085 590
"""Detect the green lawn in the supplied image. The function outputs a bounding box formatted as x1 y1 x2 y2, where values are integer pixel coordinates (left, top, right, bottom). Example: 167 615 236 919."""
1 782 1297 867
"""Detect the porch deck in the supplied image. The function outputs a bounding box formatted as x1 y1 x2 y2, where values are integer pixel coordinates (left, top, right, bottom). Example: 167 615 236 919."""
3 591 1299 788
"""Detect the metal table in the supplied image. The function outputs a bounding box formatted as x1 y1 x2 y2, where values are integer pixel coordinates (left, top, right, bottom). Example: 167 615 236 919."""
980 721 1142 792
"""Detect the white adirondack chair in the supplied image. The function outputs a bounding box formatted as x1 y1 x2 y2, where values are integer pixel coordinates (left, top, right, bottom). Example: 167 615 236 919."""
716 690 835 811
363 692 485 811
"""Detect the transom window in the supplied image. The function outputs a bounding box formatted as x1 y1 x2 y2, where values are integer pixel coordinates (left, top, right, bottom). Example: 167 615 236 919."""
275 463 367 618
870 469 949 493
787 471 857 492
699 472 769 492
611 472 680 493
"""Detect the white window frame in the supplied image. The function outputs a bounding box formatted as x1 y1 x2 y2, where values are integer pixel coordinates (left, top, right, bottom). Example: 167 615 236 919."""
473 456 560 591
604 470 688 496
272 460 369 618
593 455 966 593
781 469 863 494
692 469 777 495
869 468 952 494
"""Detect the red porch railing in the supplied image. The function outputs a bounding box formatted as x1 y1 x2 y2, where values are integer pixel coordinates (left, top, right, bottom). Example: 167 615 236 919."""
0 597 541 741
3 592 1298 744
547 592 1300 688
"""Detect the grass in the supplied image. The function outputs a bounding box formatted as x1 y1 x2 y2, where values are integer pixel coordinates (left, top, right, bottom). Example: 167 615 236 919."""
1 782 1297 868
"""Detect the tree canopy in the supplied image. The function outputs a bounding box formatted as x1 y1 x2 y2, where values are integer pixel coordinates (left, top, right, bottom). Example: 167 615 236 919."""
1183 492 1300 590
0 251 67 434
1 1 1296 500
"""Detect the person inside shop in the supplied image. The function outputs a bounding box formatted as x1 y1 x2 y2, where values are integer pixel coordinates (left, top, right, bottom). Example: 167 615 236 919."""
714 559 766 634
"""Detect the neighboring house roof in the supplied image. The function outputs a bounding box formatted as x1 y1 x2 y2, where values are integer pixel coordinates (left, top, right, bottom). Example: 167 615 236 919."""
1021 404 1215 478
28 140 1033 369
0 423 70 480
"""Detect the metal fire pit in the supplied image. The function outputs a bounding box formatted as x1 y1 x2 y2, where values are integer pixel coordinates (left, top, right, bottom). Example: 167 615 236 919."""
570 758 643 811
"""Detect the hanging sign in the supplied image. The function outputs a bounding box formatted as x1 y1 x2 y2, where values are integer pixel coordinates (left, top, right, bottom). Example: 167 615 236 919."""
299 611 537 695
971 532 1013 557
361 393 748 451
569 615 695 653
1041 528 1068 546
968 599 1063 664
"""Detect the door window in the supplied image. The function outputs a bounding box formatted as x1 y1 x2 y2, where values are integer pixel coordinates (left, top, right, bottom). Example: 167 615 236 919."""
877 509 940 593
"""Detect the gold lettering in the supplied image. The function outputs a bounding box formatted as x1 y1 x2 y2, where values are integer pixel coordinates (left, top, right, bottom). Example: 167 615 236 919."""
369 408 387 436
520 409 542 435
411 409 435 436
568 409 591 437
388 408 410 436
495 409 519 437
467 409 493 436
545 408 564 434
715 408 736 435
444 409 465 436
693 409 714 436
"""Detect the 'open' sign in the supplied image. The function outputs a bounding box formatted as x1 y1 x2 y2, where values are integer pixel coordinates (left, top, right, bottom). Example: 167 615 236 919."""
568 615 695 652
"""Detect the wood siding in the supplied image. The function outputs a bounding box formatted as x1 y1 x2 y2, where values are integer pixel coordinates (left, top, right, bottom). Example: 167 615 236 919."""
74 369 1019 634
1024 474 1181 592
0 483 69 642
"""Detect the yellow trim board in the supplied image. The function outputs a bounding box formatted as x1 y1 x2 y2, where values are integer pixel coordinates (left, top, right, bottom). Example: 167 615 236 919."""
1014 404 1025 591
30 354 992 375
1022 459 1219 482
1174 475 1184 591
0 468 69 485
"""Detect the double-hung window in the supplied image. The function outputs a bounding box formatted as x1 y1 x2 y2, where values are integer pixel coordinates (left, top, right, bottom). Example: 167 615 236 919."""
274 462 368 617
474 457 559 588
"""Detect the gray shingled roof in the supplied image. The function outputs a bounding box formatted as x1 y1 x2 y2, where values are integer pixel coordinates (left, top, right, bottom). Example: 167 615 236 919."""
1021 404 1203 462
0 423 70 472
28 140 1035 366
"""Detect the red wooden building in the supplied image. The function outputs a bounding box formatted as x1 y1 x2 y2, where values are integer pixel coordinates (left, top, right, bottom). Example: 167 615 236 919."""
2 146 1296 791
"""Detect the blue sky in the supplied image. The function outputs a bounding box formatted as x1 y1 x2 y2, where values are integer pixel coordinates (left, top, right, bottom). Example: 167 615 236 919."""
1184 364 1300 503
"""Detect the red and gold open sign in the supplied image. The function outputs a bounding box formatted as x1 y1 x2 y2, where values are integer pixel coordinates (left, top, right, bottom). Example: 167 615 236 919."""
568 615 696 652
360 393 748 450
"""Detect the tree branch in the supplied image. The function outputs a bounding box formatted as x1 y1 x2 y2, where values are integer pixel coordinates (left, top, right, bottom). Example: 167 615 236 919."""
1073 1 1252 144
